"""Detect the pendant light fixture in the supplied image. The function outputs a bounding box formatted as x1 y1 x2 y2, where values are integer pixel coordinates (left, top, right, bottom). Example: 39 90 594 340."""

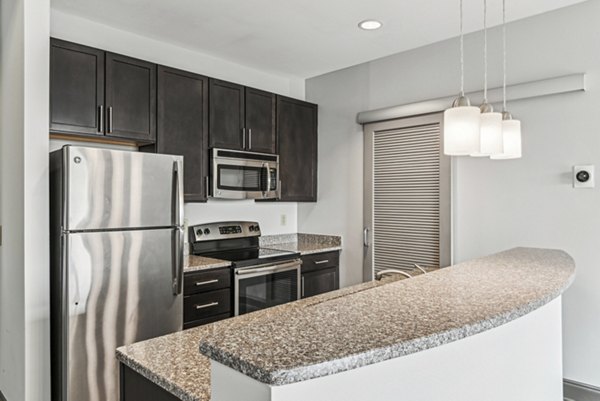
491 0 522 159
443 0 481 156
472 0 503 157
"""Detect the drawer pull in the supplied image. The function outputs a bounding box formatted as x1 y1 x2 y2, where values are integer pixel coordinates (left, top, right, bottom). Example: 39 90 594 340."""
314 260 330 265
195 279 219 286
195 302 219 310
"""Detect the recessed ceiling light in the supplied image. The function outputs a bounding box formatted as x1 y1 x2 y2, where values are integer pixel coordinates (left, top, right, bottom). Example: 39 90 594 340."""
358 20 382 31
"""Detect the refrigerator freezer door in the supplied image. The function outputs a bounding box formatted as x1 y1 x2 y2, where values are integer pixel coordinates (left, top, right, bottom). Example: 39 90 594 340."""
64 229 183 401
62 146 184 231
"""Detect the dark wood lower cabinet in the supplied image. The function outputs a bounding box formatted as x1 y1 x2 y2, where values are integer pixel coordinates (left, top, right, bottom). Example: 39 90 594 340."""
301 251 340 299
183 268 232 328
302 267 339 298
120 364 180 401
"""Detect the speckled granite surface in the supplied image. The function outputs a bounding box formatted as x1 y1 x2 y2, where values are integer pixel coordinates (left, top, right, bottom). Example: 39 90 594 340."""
116 269 409 401
183 233 340 273
117 247 574 398
260 233 342 255
184 255 231 273
199 248 575 385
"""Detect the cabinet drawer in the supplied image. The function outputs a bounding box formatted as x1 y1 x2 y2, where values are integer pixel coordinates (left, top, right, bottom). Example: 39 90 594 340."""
184 289 231 323
301 251 339 273
183 313 231 330
184 268 231 295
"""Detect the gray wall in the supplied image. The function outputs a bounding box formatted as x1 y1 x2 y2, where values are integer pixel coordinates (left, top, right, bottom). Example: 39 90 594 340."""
300 0 600 387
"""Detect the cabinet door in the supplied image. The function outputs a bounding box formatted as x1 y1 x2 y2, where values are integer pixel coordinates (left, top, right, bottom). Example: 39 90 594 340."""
209 79 245 150
50 39 104 136
156 66 209 202
277 96 318 201
105 52 156 142
245 87 276 153
301 267 339 299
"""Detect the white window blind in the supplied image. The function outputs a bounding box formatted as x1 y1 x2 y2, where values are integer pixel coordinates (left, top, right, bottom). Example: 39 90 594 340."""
373 123 442 273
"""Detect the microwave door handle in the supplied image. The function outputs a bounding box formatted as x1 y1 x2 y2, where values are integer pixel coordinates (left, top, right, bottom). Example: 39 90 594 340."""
263 162 271 194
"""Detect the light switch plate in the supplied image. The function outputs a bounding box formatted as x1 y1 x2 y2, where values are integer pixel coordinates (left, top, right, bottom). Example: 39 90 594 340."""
573 165 595 188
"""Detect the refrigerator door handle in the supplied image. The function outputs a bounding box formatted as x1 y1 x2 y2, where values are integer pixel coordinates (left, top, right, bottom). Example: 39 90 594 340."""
173 228 184 295
172 160 184 227
171 159 184 295
172 227 184 295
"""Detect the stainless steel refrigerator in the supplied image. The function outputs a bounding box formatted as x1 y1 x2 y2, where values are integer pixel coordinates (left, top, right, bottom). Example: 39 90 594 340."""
49 146 184 401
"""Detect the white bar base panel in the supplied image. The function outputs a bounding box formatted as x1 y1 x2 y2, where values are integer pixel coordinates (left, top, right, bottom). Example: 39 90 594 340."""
211 297 563 401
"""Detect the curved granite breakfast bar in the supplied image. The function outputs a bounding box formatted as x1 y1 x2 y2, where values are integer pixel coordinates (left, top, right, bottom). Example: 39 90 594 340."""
199 247 575 385
117 247 575 401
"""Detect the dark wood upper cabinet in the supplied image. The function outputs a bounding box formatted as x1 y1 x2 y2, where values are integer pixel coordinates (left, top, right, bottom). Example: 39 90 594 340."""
209 79 245 150
209 80 277 153
50 39 104 136
245 88 276 154
142 66 209 202
105 53 156 143
49 39 157 144
277 96 318 202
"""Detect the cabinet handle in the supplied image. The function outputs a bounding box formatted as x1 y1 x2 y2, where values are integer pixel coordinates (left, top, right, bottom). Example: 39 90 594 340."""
195 301 219 310
301 276 305 298
98 105 104 133
242 128 246 149
248 128 252 150
195 279 219 287
205 176 210 198
314 260 329 265
107 106 113 134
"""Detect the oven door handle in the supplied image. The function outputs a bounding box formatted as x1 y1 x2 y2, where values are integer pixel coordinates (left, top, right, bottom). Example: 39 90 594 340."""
236 260 300 276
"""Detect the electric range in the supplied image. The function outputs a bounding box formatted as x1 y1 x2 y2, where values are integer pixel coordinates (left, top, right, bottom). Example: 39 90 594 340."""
189 221 301 315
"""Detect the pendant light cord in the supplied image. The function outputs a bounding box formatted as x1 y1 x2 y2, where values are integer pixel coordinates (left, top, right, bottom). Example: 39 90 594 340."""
483 0 488 103
502 0 507 111
460 0 465 96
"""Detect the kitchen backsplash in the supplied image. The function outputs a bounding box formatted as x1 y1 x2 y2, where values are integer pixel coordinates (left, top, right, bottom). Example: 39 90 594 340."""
184 199 298 241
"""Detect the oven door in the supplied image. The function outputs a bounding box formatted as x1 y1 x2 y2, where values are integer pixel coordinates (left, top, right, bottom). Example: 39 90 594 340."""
234 259 301 316
212 148 280 200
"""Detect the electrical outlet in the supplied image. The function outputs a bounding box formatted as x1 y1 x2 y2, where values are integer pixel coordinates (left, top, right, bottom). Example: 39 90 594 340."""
573 165 595 188
280 214 287 226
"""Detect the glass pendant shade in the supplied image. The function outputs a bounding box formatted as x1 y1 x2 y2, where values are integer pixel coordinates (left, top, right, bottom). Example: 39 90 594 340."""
443 105 481 155
472 112 503 156
491 119 521 159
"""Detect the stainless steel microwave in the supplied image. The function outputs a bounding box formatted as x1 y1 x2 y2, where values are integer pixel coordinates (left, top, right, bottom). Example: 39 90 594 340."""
211 148 280 200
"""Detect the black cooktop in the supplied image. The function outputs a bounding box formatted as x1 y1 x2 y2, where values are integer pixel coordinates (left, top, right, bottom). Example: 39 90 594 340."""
201 247 300 268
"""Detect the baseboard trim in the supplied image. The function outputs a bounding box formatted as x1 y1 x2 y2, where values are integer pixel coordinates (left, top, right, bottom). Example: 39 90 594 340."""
0 388 7 401
564 379 600 401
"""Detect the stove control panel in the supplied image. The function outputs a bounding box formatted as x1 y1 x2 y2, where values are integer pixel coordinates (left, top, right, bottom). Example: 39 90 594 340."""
189 221 261 243
219 225 242 235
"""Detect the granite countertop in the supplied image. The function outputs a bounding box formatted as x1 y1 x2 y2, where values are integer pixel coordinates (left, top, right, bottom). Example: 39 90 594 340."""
183 233 342 274
117 248 574 399
198 247 575 386
260 233 342 255
116 267 415 401
184 255 231 273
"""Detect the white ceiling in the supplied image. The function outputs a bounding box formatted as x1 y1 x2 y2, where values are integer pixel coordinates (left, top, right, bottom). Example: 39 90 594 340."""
51 0 586 79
